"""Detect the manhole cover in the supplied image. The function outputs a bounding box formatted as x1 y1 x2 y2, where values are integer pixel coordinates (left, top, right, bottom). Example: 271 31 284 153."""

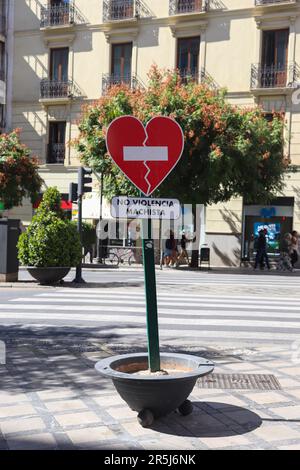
197 373 281 391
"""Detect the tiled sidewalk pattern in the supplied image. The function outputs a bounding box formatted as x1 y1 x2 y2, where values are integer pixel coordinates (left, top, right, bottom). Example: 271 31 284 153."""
0 341 300 450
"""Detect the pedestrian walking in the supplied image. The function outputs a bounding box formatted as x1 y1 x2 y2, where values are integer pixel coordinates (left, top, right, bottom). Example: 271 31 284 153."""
291 230 299 268
176 231 190 266
254 229 270 270
163 230 176 267
248 234 255 262
277 232 293 272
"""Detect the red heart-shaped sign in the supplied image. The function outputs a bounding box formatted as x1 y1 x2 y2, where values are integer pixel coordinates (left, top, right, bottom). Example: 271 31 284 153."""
106 116 184 196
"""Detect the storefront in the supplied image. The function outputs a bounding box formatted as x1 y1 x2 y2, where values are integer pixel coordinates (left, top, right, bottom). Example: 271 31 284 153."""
242 197 294 260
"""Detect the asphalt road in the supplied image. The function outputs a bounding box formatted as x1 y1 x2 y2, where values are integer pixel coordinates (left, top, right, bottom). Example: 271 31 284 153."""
1 268 300 352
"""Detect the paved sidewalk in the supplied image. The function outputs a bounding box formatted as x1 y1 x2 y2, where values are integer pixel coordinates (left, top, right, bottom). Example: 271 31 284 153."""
0 332 300 450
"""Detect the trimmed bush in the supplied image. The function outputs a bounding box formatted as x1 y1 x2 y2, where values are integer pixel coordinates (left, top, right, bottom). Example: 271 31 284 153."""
18 187 81 267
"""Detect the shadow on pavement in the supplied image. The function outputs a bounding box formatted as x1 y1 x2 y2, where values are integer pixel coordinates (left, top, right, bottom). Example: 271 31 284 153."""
153 402 262 438
0 324 142 394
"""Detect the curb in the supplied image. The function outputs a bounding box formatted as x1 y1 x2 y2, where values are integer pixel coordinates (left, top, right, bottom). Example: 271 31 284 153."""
0 281 144 289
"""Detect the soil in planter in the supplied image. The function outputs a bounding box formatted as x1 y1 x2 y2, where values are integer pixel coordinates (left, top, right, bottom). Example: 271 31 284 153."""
115 361 194 376
133 369 187 376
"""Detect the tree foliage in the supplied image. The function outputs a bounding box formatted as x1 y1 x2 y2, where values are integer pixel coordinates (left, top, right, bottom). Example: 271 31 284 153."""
0 129 43 210
74 67 288 206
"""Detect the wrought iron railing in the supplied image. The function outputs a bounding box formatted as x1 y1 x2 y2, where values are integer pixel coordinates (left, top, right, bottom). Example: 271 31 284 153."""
40 79 81 99
200 68 220 90
103 0 151 22
47 143 65 164
178 68 200 83
250 63 300 89
102 73 143 93
177 68 219 89
40 2 84 28
169 0 209 15
255 0 295 5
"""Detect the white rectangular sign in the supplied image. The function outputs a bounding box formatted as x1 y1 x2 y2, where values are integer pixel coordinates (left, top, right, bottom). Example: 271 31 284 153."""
111 196 181 220
123 147 168 161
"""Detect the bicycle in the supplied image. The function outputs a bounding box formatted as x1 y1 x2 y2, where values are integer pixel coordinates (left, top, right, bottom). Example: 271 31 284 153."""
103 249 120 267
116 247 136 265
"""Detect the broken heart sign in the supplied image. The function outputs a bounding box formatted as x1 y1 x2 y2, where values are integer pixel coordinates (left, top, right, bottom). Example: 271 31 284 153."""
106 116 184 196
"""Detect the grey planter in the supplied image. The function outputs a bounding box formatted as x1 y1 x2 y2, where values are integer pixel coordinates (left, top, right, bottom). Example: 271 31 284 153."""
27 267 71 285
95 353 214 426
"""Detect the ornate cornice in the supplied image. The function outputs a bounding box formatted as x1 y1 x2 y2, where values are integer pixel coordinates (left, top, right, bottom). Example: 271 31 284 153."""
170 20 208 38
103 26 139 43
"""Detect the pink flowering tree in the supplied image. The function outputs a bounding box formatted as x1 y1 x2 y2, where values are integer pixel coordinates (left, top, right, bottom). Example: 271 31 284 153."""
0 129 43 211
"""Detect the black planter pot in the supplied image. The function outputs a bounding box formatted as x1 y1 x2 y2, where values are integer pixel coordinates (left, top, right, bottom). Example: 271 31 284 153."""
27 267 71 285
95 353 214 426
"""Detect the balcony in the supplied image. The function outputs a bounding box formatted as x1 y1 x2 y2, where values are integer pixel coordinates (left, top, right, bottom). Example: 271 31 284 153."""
103 0 151 22
47 143 65 165
40 79 81 104
102 73 142 93
177 68 219 90
250 63 300 92
169 0 209 15
40 2 84 29
255 0 296 5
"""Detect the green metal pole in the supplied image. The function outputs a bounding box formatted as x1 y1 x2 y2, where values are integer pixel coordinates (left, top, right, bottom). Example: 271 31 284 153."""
142 214 161 372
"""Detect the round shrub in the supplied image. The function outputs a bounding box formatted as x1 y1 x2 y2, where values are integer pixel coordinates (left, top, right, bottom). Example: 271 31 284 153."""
18 188 81 267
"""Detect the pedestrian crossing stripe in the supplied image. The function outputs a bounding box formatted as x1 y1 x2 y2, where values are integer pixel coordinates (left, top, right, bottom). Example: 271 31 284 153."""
3 285 300 344
10 297 300 312
1 309 300 329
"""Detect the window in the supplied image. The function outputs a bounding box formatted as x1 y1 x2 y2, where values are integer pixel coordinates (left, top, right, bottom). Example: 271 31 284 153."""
49 0 71 25
177 37 200 80
0 0 6 33
110 0 134 20
50 47 69 81
48 122 66 164
111 43 132 82
50 0 70 5
0 104 5 130
261 29 289 87
0 41 5 81
177 0 202 14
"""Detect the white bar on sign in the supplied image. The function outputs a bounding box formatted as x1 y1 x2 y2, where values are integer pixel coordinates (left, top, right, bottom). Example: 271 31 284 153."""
123 146 168 161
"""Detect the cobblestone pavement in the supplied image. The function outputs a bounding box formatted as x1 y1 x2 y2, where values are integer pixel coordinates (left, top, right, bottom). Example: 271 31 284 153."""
0 333 300 450
0 270 300 450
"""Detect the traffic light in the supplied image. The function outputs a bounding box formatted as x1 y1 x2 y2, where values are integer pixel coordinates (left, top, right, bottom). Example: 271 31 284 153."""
69 182 78 203
78 167 93 196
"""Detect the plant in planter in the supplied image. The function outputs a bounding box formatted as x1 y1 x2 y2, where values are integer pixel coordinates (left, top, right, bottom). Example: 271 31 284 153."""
17 187 81 284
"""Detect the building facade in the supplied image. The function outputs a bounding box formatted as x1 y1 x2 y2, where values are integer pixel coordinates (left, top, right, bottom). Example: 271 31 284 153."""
0 0 13 134
9 0 300 265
